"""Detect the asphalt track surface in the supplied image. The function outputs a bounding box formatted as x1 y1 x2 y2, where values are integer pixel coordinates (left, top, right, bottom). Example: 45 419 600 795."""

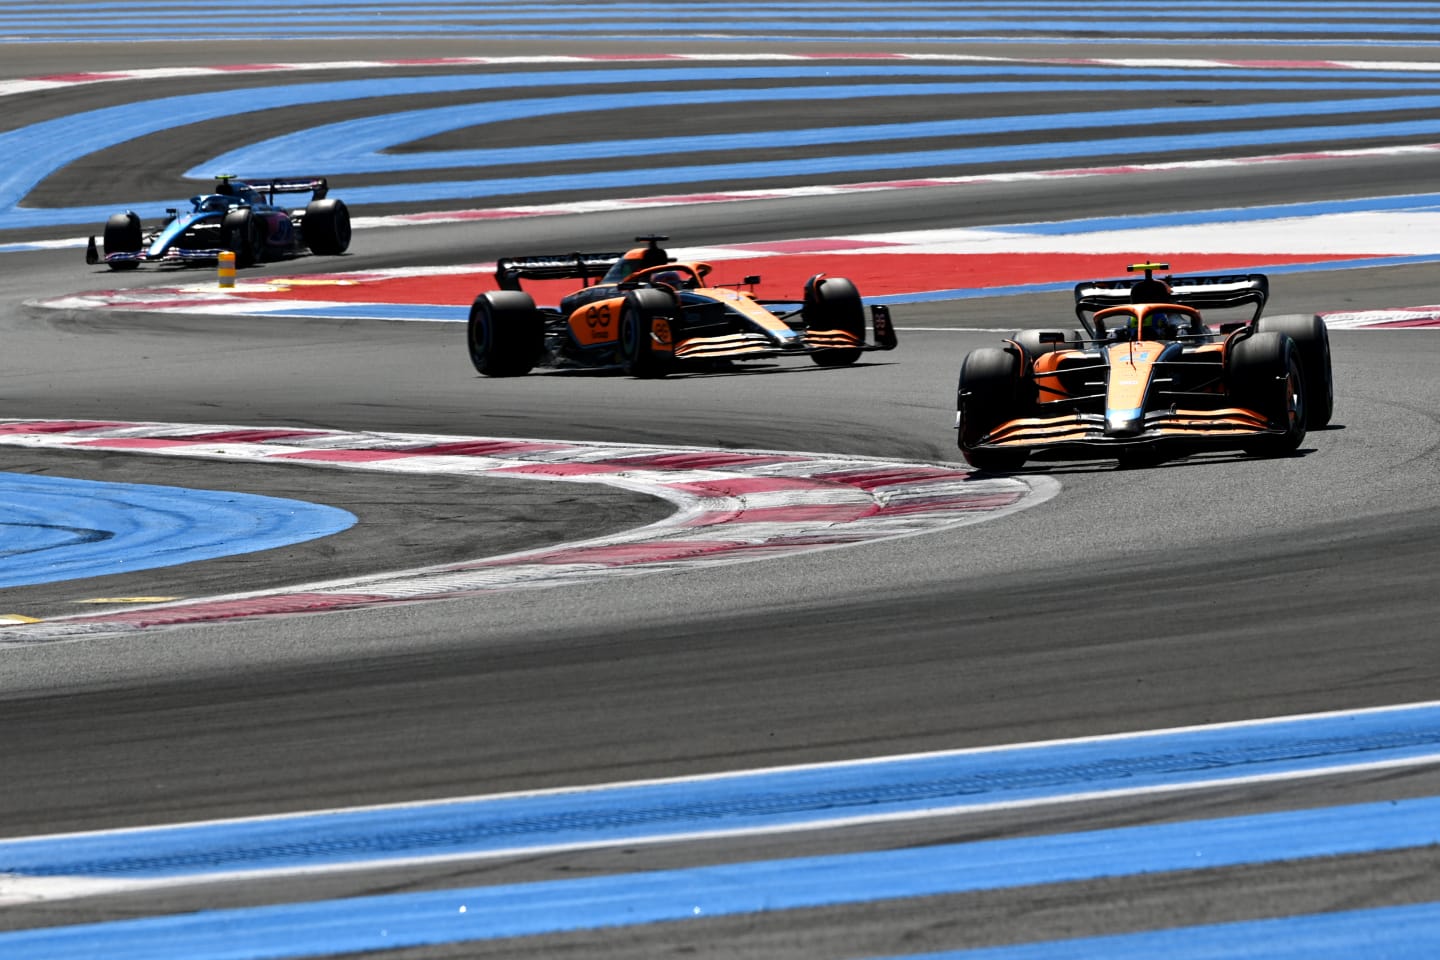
5 8 1440 958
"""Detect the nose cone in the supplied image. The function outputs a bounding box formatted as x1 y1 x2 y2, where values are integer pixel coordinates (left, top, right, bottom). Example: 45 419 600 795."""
1105 408 1144 435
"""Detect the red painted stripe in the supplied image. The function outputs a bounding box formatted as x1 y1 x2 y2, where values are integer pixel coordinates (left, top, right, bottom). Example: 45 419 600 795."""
224 252 1371 309
812 468 974 490
518 540 754 566
68 593 388 626
183 429 327 443
494 462 634 477
683 503 878 525
399 439 573 456
273 449 423 462
814 466 968 484
667 477 833 496
606 451 807 470
0 420 128 434
34 72 128 82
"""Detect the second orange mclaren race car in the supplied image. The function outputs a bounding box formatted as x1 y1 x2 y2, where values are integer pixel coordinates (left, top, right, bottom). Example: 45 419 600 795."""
467 236 896 378
955 263 1333 471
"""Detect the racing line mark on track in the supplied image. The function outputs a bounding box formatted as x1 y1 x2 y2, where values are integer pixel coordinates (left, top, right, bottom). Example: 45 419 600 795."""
0 420 1055 643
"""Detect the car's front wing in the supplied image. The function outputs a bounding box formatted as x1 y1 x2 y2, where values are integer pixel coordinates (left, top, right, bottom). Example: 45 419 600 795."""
965 406 1284 450
100 247 226 266
671 304 898 362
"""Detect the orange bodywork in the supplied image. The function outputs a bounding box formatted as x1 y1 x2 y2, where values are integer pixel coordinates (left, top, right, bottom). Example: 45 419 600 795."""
564 261 823 358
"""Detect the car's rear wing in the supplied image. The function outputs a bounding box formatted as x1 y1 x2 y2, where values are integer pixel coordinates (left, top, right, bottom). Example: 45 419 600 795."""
1074 269 1269 327
495 252 624 290
246 177 330 202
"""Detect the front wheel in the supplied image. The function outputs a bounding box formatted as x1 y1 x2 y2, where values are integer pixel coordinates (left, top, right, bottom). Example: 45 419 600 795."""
957 346 1028 471
620 288 676 378
1229 331 1306 457
804 275 866 367
102 212 142 270
221 208 263 267
467 291 543 377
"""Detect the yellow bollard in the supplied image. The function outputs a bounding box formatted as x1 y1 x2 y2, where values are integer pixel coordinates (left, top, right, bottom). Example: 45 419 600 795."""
217 250 236 288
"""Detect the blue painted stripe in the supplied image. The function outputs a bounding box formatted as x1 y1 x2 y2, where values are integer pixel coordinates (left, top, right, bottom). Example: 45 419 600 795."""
253 303 463 322
309 112 1440 210
204 93 1440 177
0 473 355 588
7 67 1440 229
1 797 1438 959
3 702 1439 881
877 902 1440 960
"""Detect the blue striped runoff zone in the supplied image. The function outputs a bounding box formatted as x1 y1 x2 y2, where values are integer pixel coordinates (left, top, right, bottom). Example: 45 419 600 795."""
9 64 1440 229
0 472 354 588
3 701 1440 958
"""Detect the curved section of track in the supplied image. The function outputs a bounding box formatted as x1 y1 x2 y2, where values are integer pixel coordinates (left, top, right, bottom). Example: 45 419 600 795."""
0 419 1051 641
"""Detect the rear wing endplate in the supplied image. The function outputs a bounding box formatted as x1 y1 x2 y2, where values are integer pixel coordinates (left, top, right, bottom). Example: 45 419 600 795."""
495 252 624 290
1074 272 1269 326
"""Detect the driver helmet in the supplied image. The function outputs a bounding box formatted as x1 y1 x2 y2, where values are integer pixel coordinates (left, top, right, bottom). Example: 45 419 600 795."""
1144 310 1187 340
651 269 689 290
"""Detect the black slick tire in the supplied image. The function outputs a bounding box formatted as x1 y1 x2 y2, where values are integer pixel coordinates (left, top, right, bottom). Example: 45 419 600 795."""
957 346 1028 471
1256 313 1333 428
221 208 263 267
620 288 675 379
468 291 543 377
1228 331 1307 456
102 212 142 270
804 276 866 367
302 198 351 255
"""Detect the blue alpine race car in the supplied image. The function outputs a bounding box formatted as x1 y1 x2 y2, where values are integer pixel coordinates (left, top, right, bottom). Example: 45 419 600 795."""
86 175 351 270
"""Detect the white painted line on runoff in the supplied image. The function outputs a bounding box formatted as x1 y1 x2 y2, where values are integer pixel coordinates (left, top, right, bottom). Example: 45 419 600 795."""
0 420 1056 642
1319 307 1440 329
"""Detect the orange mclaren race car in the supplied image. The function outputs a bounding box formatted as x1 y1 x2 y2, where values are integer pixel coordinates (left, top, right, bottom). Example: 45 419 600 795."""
466 236 896 378
955 263 1333 471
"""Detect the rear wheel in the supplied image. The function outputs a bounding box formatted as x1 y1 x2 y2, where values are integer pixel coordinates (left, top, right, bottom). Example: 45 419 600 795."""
1228 331 1307 456
467 291 544 377
302 198 351 255
1257 313 1332 428
221 208 263 267
957 346 1028 471
102 212 142 270
804 276 866 367
620 288 677 378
